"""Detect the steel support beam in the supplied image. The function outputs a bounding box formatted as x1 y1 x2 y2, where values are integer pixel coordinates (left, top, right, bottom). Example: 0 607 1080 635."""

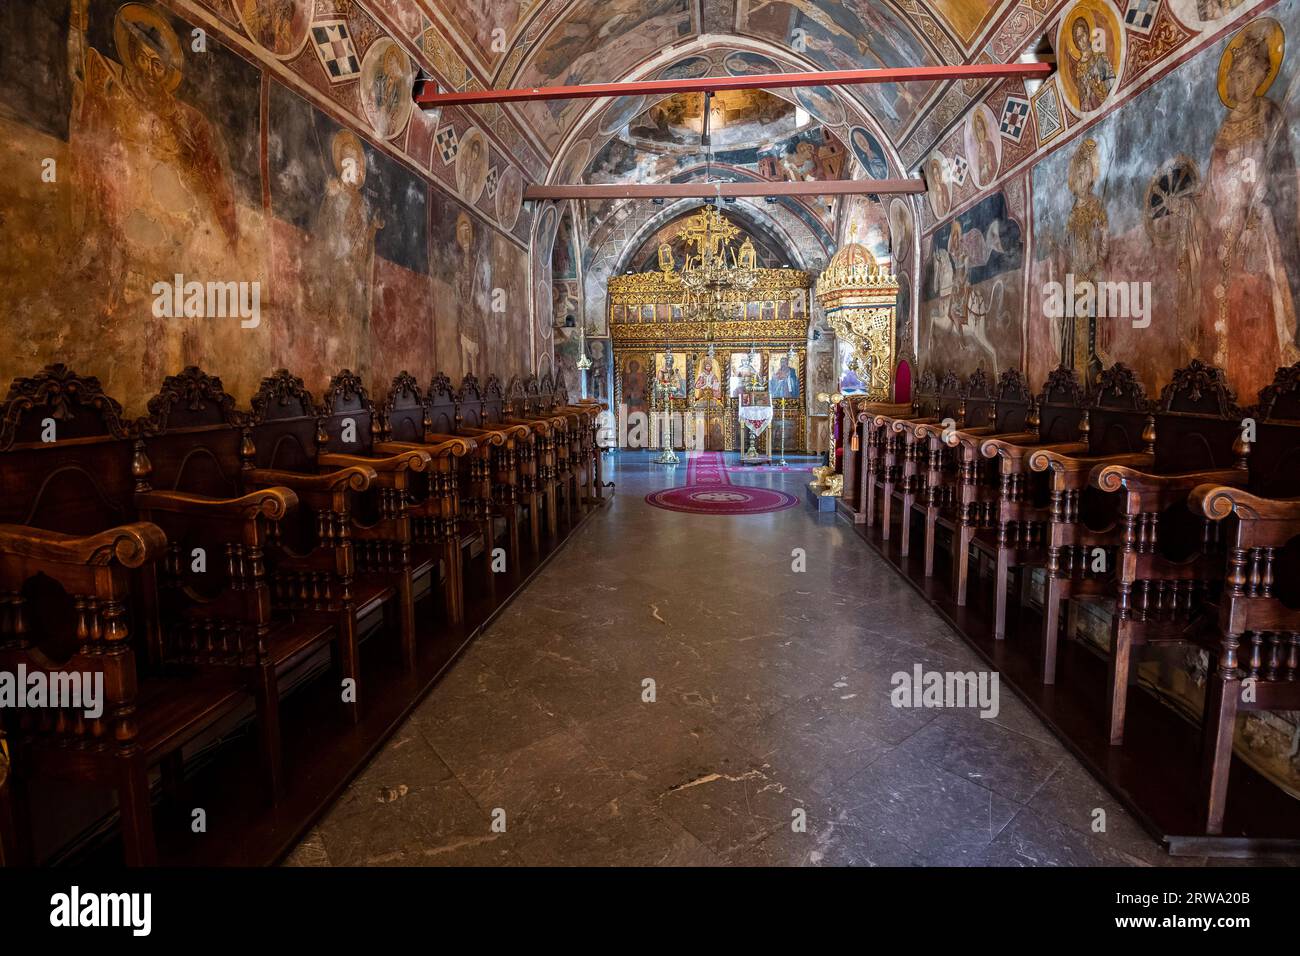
415 62 1053 109
524 180 924 200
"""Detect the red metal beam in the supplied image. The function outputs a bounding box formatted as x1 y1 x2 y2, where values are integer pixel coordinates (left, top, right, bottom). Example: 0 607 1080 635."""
415 62 1053 109
524 180 924 200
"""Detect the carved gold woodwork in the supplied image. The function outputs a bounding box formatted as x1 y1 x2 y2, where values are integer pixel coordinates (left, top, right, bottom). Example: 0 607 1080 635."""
608 268 811 307
815 242 898 403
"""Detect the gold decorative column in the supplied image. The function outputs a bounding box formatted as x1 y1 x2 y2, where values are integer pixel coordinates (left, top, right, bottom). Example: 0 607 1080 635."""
815 242 899 402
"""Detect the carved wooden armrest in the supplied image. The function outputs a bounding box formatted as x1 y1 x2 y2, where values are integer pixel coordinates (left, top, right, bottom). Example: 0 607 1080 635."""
1093 464 1247 495
373 438 476 459
984 437 1084 463
136 487 298 521
1024 443 1108 472
940 425 996 448
890 416 937 433
319 449 430 473
457 426 507 447
502 417 553 437
0 522 167 568
858 403 912 424
245 465 375 493
1192 485 1300 521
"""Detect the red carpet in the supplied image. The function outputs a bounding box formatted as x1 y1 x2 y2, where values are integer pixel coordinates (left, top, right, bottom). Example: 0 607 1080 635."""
644 452 800 515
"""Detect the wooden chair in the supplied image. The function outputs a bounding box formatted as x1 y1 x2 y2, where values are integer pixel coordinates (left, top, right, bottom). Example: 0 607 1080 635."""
1017 364 1150 677
484 375 544 555
457 375 530 573
317 371 434 670
242 370 388 721
375 373 476 626
931 369 1036 628
867 369 941 543
0 365 242 865
841 395 911 524
133 366 325 799
888 371 964 556
503 376 566 542
538 374 580 527
1190 362 1300 832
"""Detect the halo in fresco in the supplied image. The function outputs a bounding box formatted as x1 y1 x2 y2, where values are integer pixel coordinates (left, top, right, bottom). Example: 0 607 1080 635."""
724 50 781 76
600 95 649 134
963 102 1001 188
794 85 845 126
1057 0 1125 118
113 4 184 93
1217 17 1284 108
497 165 524 230
560 138 592 182
888 197 912 261
234 0 312 60
659 55 713 80
359 38 416 140
456 127 490 203
924 152 951 220
1167 0 1251 26
849 126 889 178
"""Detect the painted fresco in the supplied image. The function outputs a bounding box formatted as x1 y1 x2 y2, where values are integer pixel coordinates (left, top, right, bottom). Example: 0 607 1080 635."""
735 0 937 138
514 0 695 149
1028 8 1300 398
921 190 1025 376
0 0 537 414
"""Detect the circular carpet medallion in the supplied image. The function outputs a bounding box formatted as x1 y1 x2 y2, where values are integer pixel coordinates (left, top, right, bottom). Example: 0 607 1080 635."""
645 484 800 515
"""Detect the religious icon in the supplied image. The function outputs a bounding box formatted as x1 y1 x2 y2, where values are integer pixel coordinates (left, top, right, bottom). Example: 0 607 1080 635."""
360 38 415 140
1058 0 1122 116
497 166 523 230
965 104 1001 188
768 352 801 398
622 357 647 412
1055 138 1109 383
925 154 951 219
692 354 723 401
456 128 490 203
1199 16 1300 395
236 0 310 58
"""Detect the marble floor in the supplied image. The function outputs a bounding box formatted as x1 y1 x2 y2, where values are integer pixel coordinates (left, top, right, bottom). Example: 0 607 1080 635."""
285 451 1258 867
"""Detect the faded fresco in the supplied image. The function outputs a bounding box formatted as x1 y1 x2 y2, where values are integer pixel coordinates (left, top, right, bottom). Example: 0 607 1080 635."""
1028 8 1300 397
921 190 1025 376
0 0 536 414
916 0 1300 797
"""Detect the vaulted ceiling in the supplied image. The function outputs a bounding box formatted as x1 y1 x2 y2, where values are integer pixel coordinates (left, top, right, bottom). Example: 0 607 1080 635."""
417 0 1046 168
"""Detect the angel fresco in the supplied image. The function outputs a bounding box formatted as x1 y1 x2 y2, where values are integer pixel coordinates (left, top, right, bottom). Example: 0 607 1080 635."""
1199 17 1300 393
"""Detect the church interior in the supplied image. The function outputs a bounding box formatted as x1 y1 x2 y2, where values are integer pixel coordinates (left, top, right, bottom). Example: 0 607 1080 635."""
2 0 1300 883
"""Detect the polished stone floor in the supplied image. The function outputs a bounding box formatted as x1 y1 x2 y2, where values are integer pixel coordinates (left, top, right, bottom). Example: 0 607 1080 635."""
286 451 1259 867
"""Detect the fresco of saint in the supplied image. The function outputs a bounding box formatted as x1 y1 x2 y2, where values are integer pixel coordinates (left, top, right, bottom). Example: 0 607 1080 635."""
1199 17 1300 393
693 355 723 401
305 130 385 372
1062 6 1119 114
68 0 240 390
1060 138 1110 384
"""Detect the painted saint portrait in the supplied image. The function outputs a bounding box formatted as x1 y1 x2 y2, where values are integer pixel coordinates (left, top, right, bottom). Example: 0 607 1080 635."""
497 165 523 230
456 128 490 203
692 354 723 402
1198 17 1300 390
850 126 890 179
235 0 310 59
1058 0 1123 116
768 352 801 398
360 38 415 141
622 356 647 412
925 153 951 219
964 104 1001 188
